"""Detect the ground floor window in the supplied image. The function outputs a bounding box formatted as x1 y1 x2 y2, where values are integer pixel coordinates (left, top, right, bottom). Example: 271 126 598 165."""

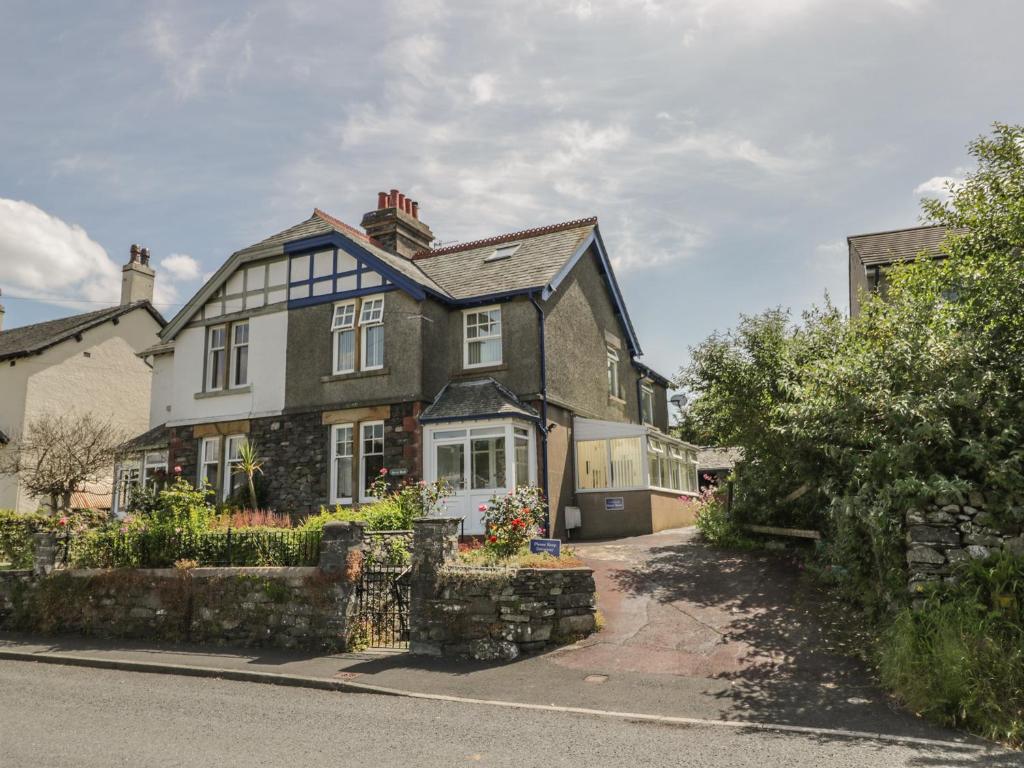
197 434 249 502
143 450 168 491
574 418 698 495
113 464 140 517
224 434 247 501
200 437 220 493
330 424 354 504
360 421 385 502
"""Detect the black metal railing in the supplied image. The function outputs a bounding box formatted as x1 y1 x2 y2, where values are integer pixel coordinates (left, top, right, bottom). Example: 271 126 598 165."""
67 528 323 569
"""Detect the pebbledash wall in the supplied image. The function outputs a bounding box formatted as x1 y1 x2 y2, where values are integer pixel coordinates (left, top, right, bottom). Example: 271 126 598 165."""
906 492 1024 601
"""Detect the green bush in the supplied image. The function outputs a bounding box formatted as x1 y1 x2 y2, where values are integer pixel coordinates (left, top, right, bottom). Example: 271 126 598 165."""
300 479 451 532
693 492 755 550
877 551 1024 747
0 510 52 568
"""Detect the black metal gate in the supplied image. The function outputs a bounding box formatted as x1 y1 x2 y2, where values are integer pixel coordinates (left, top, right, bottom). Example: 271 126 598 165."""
355 532 412 649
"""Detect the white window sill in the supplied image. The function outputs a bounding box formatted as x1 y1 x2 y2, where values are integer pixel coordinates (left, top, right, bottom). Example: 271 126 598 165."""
195 385 252 400
608 395 627 406
321 367 390 383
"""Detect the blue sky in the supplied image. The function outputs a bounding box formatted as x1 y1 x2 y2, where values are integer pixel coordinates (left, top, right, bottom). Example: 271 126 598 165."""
1 0 1022 381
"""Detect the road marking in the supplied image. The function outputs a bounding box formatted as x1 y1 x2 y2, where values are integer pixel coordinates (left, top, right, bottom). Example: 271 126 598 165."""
0 650 994 752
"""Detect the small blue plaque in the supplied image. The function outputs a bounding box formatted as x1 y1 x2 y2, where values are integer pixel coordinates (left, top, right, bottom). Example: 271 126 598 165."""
605 497 625 511
529 538 561 557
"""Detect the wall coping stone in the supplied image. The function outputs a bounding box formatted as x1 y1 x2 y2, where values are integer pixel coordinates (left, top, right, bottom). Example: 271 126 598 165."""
61 567 320 579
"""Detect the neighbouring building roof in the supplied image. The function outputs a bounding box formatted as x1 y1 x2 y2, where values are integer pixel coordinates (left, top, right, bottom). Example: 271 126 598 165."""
70 489 113 511
697 446 743 471
119 423 170 454
0 301 166 363
420 378 541 424
412 218 598 301
847 224 960 268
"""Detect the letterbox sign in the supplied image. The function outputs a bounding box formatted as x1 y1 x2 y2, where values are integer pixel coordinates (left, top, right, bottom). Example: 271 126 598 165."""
529 538 561 557
604 497 625 511
388 467 409 477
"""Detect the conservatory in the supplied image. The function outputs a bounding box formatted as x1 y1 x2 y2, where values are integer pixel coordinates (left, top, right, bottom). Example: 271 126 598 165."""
572 418 700 538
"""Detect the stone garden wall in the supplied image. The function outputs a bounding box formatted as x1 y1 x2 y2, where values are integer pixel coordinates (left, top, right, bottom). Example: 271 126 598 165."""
906 492 1024 598
408 518 598 661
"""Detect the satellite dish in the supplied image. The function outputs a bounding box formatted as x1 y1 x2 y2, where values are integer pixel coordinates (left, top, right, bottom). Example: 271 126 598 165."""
669 393 688 409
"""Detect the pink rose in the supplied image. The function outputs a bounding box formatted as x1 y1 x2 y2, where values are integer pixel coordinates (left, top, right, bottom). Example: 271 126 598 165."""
478 504 488 512
174 465 182 474
379 467 389 475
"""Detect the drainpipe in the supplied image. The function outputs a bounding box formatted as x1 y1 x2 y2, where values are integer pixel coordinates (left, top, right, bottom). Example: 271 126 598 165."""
529 292 550 535
635 370 644 424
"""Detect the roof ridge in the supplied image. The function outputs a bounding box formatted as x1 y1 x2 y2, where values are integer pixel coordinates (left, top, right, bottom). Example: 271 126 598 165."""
847 223 949 241
311 208 388 249
413 216 598 259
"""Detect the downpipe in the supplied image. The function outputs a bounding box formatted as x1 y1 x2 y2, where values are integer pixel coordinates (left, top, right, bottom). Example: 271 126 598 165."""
529 292 551 536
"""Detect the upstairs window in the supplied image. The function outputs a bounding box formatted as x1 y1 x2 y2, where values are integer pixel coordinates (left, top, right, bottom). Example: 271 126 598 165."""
231 322 249 388
332 302 356 374
360 297 385 370
607 345 621 399
207 326 226 391
464 306 502 368
640 383 655 424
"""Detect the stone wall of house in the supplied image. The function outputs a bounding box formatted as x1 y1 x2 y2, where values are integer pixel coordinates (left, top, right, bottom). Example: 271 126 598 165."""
906 492 1024 598
407 517 597 661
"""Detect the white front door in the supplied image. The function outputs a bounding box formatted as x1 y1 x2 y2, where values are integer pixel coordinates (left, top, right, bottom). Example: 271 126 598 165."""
426 422 536 535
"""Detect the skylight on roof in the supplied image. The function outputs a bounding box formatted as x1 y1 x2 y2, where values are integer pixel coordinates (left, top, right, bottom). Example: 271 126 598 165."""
485 243 520 262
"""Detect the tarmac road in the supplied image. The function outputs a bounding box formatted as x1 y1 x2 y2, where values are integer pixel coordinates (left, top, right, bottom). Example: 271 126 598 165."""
0 660 1016 768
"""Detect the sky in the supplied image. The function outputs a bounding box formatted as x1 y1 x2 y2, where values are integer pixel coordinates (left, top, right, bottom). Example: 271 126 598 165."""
1 0 1022 383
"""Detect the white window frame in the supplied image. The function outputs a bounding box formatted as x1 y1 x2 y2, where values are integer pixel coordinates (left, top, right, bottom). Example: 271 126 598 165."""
199 436 221 492
359 297 385 371
331 301 357 375
463 305 503 369
572 423 700 497
142 451 168 489
230 322 249 388
424 421 536 493
330 423 354 505
223 434 247 502
359 421 385 502
607 345 621 399
207 325 227 391
640 382 655 424
113 462 141 517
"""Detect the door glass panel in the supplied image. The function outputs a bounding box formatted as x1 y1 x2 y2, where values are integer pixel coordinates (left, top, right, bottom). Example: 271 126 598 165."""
436 443 466 490
471 437 506 490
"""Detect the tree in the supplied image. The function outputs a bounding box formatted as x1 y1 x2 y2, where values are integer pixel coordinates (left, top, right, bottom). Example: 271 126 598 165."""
0 413 127 513
234 440 264 511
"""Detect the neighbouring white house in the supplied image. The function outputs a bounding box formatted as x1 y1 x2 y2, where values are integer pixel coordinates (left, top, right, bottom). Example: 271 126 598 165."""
0 246 165 513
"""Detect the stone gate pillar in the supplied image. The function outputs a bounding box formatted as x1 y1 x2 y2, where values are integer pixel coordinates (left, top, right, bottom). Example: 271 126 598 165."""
318 521 365 650
409 517 460 656
32 532 58 576
318 520 365 574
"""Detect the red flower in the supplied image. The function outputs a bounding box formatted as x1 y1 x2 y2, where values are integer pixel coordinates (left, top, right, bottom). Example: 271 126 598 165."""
379 467 389 475
488 535 497 543
478 503 488 512
58 516 68 526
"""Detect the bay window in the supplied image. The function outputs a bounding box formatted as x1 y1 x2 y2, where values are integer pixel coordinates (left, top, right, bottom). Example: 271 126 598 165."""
471 427 506 489
331 302 356 374
464 306 502 368
143 450 168 490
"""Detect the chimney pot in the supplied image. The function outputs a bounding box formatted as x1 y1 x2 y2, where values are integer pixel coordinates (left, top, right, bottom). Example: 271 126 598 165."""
389 189 399 207
140 247 151 266
411 201 419 219
130 244 140 263
377 191 388 209
397 193 406 212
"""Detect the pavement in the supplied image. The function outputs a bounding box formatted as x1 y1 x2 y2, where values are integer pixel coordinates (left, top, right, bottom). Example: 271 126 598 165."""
0 527 1017 761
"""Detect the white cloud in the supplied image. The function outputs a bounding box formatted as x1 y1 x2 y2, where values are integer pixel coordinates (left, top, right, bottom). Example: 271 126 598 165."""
0 199 186 312
159 253 201 282
469 73 498 104
914 172 964 201
145 13 255 100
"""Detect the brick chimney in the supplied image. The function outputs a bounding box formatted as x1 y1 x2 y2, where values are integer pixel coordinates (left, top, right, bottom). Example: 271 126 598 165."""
360 189 435 258
121 244 155 305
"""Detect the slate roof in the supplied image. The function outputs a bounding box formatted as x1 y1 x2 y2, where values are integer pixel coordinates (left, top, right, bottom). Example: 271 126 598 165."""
413 218 597 301
697 446 743 471
0 302 165 363
119 423 170 454
848 224 962 267
420 378 541 424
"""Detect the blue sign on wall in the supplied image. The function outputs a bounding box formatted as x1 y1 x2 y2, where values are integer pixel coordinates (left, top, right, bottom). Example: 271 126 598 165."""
529 538 562 557
605 497 625 511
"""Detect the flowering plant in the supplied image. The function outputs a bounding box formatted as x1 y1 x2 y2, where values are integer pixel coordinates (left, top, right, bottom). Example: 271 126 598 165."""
481 485 547 559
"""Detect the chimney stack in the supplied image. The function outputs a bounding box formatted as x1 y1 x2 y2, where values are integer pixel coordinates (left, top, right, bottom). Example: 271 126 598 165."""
121 243 156 305
361 188 434 258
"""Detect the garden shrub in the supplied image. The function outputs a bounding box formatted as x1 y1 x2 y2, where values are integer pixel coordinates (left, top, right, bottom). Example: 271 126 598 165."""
300 477 452 532
690 487 755 550
0 510 52 568
877 551 1024 747
479 485 547 559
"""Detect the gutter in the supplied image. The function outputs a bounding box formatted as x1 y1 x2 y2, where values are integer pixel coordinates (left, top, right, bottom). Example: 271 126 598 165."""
528 292 551 535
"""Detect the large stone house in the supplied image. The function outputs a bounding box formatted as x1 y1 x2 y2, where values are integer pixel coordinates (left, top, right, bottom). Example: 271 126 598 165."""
122 191 698 538
0 249 164 512
847 224 955 317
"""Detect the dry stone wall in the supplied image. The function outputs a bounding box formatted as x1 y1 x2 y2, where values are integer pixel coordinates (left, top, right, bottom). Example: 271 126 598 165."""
906 492 1024 598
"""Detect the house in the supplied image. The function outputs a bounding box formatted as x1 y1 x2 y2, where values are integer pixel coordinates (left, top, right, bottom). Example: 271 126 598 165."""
847 224 957 316
121 190 698 538
0 247 165 513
